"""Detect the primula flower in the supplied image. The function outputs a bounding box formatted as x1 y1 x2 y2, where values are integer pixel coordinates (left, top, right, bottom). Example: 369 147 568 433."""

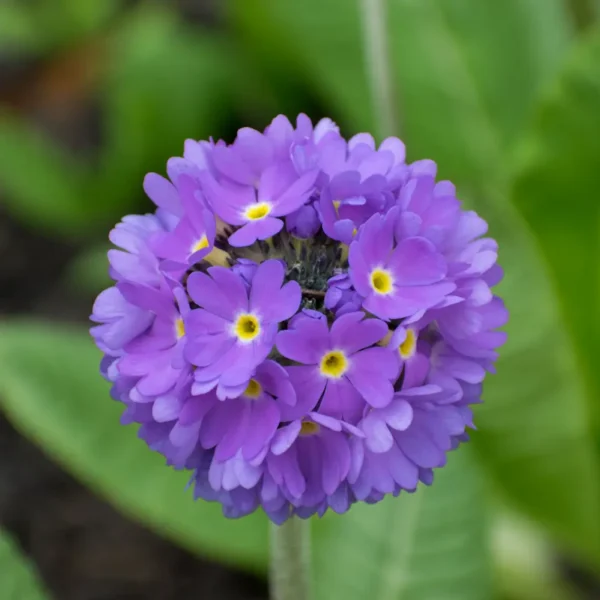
185 259 301 393
91 113 507 523
349 207 455 319
276 312 398 417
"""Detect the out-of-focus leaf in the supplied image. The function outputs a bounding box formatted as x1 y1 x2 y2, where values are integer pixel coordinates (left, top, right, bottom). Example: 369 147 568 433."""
0 113 89 234
0 322 268 571
313 450 491 600
510 27 600 425
231 0 600 565
0 0 121 53
57 0 122 37
230 0 373 132
0 529 49 600
472 193 600 566
0 5 39 51
64 244 112 296
95 5 236 214
231 0 571 170
493 510 578 600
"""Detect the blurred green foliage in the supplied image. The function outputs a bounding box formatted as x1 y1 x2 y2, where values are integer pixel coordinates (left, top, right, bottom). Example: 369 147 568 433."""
0 527 49 599
0 1 599 599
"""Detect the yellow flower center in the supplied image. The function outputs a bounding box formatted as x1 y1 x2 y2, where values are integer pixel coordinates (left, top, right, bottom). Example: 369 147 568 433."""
333 200 341 214
243 378 262 399
399 329 417 359
319 350 348 379
370 268 393 295
245 202 271 221
234 314 261 343
175 318 185 339
191 234 209 254
300 421 320 436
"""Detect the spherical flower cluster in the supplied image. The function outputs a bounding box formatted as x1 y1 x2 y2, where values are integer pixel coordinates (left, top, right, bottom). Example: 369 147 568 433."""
90 114 507 523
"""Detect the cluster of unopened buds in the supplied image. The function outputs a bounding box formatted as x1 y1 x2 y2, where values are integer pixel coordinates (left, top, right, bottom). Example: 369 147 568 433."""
91 114 507 523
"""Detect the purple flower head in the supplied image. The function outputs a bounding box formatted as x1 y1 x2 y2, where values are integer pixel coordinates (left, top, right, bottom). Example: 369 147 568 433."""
91 115 507 523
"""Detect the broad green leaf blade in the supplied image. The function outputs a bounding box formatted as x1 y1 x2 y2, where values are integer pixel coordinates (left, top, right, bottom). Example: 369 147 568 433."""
230 0 373 132
510 27 600 424
57 0 122 37
0 5 40 51
0 112 89 235
472 192 600 566
385 0 571 184
94 5 235 216
0 322 267 571
313 450 491 600
0 529 49 600
64 244 112 295
492 510 578 600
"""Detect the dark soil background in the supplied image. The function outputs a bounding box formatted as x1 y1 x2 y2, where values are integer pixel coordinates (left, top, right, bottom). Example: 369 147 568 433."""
0 1 267 598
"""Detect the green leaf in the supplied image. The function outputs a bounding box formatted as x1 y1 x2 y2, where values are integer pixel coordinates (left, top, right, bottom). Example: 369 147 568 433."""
313 450 491 600
64 244 112 295
472 192 600 566
231 0 571 172
509 26 600 425
232 0 600 565
492 510 578 600
0 322 267 571
0 529 49 600
0 112 89 235
57 0 122 37
0 5 40 51
94 5 236 215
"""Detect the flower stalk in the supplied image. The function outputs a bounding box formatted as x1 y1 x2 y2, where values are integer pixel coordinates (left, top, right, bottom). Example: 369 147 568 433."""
359 0 398 137
270 518 311 600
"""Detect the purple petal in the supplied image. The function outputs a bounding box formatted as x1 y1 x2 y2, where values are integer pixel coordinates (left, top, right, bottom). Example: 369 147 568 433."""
207 266 249 312
256 360 297 405
229 217 283 247
388 237 447 285
362 413 394 453
271 170 318 216
271 421 302 455
384 399 413 431
187 270 243 320
144 173 181 216
347 347 397 407
319 377 364 422
242 399 280 460
330 312 388 354
276 319 329 364
280 366 326 420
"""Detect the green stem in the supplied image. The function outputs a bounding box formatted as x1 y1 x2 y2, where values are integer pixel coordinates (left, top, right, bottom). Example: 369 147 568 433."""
269 518 311 600
359 0 398 137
